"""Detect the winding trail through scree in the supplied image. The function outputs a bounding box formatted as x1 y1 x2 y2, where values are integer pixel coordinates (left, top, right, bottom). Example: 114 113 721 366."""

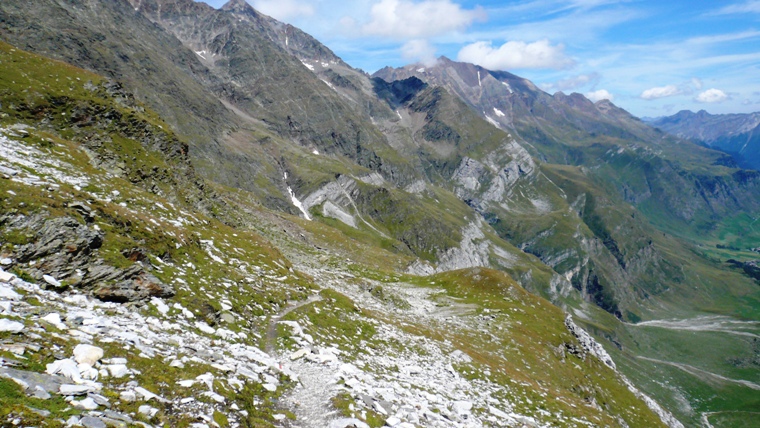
265 293 323 355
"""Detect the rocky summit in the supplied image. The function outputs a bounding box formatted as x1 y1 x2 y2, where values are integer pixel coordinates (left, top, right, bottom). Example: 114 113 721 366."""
0 1 759 428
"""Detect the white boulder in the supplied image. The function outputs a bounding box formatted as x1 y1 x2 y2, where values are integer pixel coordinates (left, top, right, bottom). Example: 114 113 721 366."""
73 344 104 365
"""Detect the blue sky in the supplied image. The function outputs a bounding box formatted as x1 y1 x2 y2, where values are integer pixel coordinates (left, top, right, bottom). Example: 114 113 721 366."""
201 0 760 117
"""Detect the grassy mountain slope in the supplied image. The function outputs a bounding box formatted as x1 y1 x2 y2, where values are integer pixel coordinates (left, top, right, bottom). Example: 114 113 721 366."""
0 41 669 428
1 1 758 425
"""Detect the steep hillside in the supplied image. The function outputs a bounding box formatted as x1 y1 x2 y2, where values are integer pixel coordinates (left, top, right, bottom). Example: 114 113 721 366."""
648 110 760 171
374 59 760 264
0 41 674 428
1 1 759 426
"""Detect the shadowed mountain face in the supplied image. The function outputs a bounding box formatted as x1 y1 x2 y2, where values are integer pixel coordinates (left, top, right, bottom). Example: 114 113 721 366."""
648 110 760 171
1 1 759 426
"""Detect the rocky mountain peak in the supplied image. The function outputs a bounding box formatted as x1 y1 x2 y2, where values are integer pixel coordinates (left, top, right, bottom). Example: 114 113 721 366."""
221 0 256 15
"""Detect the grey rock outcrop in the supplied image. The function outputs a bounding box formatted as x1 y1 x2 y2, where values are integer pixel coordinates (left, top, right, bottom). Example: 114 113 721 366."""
1 213 173 301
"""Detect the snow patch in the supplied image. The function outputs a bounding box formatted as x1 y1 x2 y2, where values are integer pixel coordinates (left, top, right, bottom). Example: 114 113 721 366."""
492 107 505 117
484 114 501 129
288 186 312 221
300 60 314 71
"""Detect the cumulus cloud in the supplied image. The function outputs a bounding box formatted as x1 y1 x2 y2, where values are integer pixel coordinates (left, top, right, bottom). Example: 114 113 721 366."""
695 88 729 103
586 89 613 102
401 39 438 66
362 0 485 39
457 39 575 70
251 0 315 20
640 85 681 100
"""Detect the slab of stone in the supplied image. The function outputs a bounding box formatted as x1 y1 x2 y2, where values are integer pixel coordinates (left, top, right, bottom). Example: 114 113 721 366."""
71 397 99 410
0 283 20 300
119 390 137 402
107 364 129 378
46 359 81 382
0 319 23 333
0 367 63 396
42 275 62 288
80 416 107 428
74 344 104 365
60 384 91 396
0 270 15 283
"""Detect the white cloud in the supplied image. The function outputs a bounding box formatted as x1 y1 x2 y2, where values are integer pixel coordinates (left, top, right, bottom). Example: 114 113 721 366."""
691 77 703 90
401 39 438 66
543 73 601 91
586 89 613 102
695 88 729 103
361 0 485 39
715 1 760 14
251 0 315 20
640 85 681 100
457 39 575 70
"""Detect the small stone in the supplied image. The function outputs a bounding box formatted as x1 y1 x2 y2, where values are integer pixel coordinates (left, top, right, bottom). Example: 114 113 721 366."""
73 344 104 365
0 301 11 314
169 359 185 368
71 397 99 410
103 410 133 423
46 359 81 382
262 383 277 392
59 384 91 396
107 364 129 378
290 348 310 360
42 274 62 288
150 297 170 315
138 405 158 417
0 283 20 300
0 258 12 266
119 390 136 402
80 416 107 428
0 319 23 333
41 313 66 329
0 270 15 282
407 365 423 375
451 400 473 416
32 386 51 400
386 416 401 427
90 393 110 406
135 386 165 402
28 407 51 417
203 391 225 403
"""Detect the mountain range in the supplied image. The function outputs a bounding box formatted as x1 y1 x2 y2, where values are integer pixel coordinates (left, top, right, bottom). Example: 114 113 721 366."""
647 110 760 171
0 1 758 427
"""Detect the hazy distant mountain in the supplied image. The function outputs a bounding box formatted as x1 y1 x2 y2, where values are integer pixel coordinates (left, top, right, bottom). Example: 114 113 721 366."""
649 110 760 170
